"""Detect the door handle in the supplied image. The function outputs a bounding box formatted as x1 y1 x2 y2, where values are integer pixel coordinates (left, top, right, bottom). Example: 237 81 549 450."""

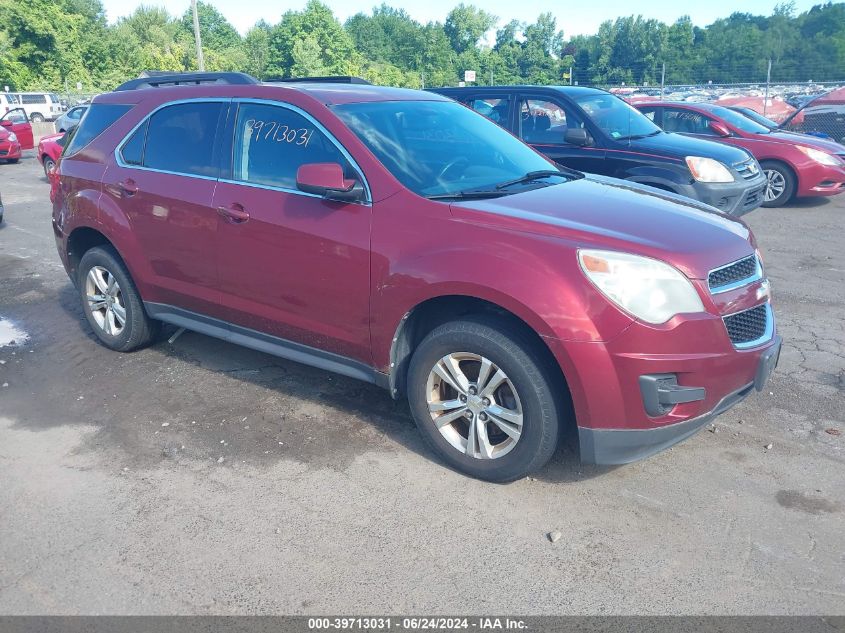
217 204 250 223
118 179 138 196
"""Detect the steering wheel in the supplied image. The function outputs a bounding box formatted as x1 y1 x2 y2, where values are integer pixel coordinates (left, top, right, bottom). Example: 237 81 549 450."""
437 156 470 181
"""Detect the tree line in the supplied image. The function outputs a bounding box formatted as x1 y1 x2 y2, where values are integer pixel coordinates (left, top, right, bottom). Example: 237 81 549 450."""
1 0 844 93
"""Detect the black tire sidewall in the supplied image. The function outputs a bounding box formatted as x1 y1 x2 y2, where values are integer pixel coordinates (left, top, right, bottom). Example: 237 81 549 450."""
762 162 796 208
407 320 559 482
78 246 150 351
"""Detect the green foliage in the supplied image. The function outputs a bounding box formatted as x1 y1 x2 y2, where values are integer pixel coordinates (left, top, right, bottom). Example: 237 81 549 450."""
1 0 845 92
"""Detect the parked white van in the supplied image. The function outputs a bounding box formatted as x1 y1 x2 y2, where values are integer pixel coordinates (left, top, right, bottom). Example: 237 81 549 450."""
12 93 63 122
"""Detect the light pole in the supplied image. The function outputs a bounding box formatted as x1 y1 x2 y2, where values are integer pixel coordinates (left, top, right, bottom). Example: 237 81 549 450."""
191 0 205 71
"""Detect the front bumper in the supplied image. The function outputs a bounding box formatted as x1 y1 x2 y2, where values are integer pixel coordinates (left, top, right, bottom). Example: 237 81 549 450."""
579 336 781 464
677 176 766 217
0 141 21 160
798 163 845 198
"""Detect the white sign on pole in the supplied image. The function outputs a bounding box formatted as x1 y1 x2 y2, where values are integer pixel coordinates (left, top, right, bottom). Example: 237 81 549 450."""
464 70 476 83
76 82 83 90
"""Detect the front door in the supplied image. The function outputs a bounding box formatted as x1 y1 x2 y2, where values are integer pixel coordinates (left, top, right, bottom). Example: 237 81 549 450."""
516 96 607 174
0 108 34 149
212 100 372 363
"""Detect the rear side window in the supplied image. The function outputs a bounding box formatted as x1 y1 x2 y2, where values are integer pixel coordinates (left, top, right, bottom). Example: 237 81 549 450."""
120 119 148 166
64 103 132 156
466 97 510 125
21 94 46 104
232 102 348 189
143 102 222 177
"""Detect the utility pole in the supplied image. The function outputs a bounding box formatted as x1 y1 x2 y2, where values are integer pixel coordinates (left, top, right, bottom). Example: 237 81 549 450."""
764 59 772 117
490 69 494 85
660 63 666 98
191 0 205 72
569 66 573 86
421 72 425 90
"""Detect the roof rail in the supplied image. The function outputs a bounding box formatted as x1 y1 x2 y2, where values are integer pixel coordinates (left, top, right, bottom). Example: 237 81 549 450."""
114 72 259 92
268 76 372 85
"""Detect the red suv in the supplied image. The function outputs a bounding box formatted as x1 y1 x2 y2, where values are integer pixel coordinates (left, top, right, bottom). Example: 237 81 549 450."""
637 102 845 207
53 73 781 481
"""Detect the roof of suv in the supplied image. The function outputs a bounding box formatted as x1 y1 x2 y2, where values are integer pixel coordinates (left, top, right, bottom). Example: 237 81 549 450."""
435 85 608 97
96 81 449 107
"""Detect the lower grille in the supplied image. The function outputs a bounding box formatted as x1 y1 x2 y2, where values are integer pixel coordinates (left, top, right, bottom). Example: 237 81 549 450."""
743 187 762 210
724 303 770 347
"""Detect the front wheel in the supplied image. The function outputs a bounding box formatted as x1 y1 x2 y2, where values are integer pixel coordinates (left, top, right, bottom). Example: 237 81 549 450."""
42 156 55 176
78 246 160 352
761 161 796 208
407 318 562 482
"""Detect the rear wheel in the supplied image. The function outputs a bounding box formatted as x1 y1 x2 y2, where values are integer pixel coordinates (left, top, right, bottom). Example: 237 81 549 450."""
29 113 44 123
407 318 561 482
761 161 796 208
78 246 159 352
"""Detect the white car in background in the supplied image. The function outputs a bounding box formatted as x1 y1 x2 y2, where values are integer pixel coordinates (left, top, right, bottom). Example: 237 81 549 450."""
12 92 63 122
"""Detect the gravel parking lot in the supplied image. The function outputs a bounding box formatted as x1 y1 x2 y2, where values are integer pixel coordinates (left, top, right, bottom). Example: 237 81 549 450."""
1 153 843 615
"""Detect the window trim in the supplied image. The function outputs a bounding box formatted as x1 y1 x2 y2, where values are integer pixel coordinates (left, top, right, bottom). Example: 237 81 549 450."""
114 97 371 204
114 98 229 182
219 98 371 205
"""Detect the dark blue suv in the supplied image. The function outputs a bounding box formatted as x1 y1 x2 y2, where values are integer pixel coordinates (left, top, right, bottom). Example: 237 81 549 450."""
433 86 767 216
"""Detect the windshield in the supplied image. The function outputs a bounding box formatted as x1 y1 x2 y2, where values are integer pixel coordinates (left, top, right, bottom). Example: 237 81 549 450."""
574 93 661 140
333 100 559 197
709 106 772 134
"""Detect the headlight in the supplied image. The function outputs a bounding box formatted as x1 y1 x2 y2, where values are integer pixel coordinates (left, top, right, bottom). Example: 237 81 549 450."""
578 250 705 324
685 156 734 183
796 145 841 166
7 132 17 143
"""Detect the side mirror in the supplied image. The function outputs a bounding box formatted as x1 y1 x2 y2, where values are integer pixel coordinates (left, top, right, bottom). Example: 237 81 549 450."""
296 162 364 203
564 128 591 146
710 121 731 137
0 120 12 128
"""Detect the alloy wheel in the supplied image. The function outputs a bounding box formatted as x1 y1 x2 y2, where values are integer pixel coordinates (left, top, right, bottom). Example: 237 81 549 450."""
763 169 786 203
426 352 524 459
85 265 126 336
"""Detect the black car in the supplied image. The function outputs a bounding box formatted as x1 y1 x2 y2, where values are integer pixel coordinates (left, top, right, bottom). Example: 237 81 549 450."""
432 86 767 216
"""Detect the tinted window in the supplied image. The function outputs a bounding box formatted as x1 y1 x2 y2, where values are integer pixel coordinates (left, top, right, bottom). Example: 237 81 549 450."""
21 94 46 105
466 97 510 125
232 102 347 189
573 92 661 140
144 102 222 177
519 98 585 144
662 109 716 135
335 100 561 197
120 119 147 166
64 103 132 156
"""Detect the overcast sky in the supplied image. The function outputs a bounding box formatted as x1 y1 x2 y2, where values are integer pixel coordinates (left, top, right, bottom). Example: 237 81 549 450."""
100 0 822 35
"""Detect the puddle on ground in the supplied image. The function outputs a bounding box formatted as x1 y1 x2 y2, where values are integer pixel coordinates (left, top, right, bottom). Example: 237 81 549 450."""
0 318 29 347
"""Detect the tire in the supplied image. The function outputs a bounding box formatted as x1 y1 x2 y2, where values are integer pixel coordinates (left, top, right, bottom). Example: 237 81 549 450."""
77 245 160 352
407 317 562 482
761 161 796 208
30 112 44 123
42 157 55 176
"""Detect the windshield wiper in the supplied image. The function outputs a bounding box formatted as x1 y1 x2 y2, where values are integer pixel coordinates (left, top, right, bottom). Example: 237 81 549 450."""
494 169 573 190
618 130 662 141
426 190 509 201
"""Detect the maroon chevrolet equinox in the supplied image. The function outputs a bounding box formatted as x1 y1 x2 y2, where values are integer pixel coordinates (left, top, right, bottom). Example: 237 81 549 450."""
52 73 781 481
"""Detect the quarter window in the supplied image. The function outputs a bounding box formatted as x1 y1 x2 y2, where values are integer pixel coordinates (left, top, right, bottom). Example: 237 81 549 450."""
120 119 147 166
143 102 222 177
232 102 348 189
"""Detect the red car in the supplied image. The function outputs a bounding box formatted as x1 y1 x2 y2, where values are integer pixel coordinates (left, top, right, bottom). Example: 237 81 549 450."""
38 131 65 176
53 73 780 481
0 107 34 163
637 101 845 207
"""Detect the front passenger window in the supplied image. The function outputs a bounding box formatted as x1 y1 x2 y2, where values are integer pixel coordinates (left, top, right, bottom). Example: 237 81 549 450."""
519 99 584 145
232 102 349 190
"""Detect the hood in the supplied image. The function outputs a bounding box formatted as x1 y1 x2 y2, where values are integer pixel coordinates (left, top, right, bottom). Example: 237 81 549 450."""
449 176 754 280
764 130 845 154
631 131 752 165
40 132 64 144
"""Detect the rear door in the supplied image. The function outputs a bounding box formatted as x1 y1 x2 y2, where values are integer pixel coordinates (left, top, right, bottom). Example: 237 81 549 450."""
515 94 607 174
104 100 227 316
211 100 372 362
0 108 34 149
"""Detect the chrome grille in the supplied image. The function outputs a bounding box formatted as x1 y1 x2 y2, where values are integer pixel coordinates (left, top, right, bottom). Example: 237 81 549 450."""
734 159 760 180
708 255 761 293
723 303 771 348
